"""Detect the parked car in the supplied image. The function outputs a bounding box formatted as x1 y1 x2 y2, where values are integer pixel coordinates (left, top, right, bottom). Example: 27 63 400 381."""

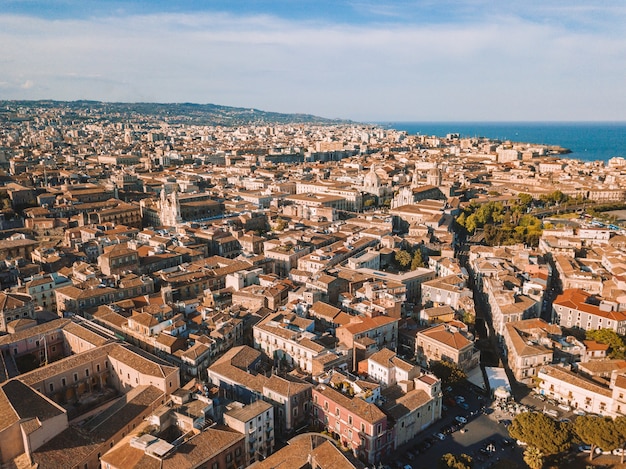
455 416 468 424
459 402 470 410
445 397 457 407
543 409 559 418
558 403 572 412
573 409 586 416
455 395 466 403
434 432 446 441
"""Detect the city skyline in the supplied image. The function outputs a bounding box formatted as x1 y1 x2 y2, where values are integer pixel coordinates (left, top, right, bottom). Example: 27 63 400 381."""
1 0 626 122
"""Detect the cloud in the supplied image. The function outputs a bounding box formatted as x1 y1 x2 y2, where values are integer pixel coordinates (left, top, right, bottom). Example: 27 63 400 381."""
0 9 624 121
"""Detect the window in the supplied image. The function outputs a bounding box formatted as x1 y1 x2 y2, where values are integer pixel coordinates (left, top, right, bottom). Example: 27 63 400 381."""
85 369 89 377
348 416 353 425
49 383 54 392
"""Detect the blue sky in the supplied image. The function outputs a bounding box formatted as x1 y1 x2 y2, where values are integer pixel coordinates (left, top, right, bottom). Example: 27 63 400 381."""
1 0 625 121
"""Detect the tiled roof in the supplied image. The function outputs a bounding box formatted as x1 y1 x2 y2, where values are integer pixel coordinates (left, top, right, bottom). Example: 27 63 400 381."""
315 384 385 424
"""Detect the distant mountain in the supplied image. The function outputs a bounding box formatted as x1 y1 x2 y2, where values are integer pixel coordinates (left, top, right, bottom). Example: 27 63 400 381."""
0 100 352 126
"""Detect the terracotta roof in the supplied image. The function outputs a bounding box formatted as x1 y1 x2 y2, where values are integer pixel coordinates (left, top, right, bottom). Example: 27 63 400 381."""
315 384 385 424
0 291 32 311
418 323 472 350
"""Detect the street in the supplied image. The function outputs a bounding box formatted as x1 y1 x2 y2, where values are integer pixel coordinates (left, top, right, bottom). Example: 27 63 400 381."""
382 385 526 469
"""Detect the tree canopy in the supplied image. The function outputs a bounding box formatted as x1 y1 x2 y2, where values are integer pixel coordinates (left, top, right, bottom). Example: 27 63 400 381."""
574 416 621 461
523 446 544 469
455 199 543 247
429 360 467 387
585 329 626 359
508 412 571 456
438 453 472 469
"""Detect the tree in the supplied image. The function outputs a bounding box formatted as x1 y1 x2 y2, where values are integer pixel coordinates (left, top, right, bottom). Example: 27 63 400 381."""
523 446 544 469
273 217 287 231
438 453 472 469
508 412 571 456
364 198 376 208
574 416 621 461
585 329 626 359
395 250 412 269
615 416 626 464
411 249 424 270
429 360 467 387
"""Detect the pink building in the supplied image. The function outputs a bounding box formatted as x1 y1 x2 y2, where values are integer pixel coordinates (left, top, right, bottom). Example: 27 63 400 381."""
312 384 391 464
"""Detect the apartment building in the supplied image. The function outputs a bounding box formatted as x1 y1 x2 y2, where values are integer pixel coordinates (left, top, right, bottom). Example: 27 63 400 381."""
312 383 391 465
553 288 626 334
253 312 337 374
224 400 275 465
421 274 472 310
502 319 559 384
207 346 312 438
336 315 399 352
415 322 480 372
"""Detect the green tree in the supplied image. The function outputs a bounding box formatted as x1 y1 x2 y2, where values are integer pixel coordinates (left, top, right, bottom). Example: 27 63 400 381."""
585 329 626 359
411 249 424 270
438 453 472 469
429 360 467 387
574 416 621 461
615 416 626 464
395 250 412 269
364 198 376 207
516 193 534 211
274 217 287 231
523 446 544 469
508 412 571 456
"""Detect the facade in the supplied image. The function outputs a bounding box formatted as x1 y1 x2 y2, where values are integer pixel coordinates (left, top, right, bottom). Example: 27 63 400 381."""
502 319 559 384
224 400 275 465
415 322 480 372
553 288 626 334
24 273 72 311
312 383 391 465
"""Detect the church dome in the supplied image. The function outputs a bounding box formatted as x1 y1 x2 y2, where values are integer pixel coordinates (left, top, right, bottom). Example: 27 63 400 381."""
364 165 381 187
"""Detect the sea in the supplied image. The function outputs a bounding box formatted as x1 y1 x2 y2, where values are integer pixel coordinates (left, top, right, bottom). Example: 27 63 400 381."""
378 122 626 163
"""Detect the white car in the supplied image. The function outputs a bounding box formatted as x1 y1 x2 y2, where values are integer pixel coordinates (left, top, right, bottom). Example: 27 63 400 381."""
558 403 572 412
573 409 586 416
455 416 468 424
434 432 446 441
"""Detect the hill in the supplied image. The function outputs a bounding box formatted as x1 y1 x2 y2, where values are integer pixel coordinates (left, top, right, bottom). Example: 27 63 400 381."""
0 100 351 126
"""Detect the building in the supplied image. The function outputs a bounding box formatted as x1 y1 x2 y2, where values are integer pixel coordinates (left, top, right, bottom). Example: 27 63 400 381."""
415 322 480 372
553 288 626 334
502 319 560 384
224 400 275 465
0 292 36 333
312 383 391 465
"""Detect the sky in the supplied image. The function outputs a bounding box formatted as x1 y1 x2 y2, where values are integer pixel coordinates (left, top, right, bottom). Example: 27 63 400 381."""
1 0 625 121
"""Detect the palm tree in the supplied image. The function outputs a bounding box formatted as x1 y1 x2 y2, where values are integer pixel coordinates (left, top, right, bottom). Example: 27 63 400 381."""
523 446 544 469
